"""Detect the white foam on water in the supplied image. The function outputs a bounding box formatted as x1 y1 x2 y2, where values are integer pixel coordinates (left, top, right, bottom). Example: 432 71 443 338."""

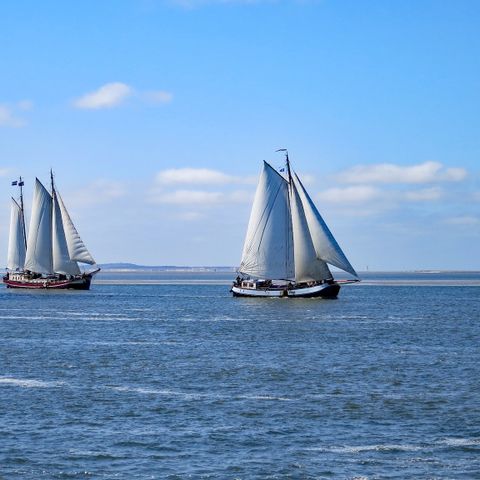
236 394 293 401
306 444 423 454
110 385 293 402
0 377 63 388
439 437 480 447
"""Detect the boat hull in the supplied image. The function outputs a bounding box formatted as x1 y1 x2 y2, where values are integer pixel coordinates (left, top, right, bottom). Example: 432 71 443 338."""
231 282 340 299
3 272 97 290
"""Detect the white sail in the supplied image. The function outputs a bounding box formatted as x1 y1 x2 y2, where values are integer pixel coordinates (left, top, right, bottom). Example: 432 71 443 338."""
7 199 26 271
52 193 81 275
56 190 96 265
239 161 294 280
293 172 358 277
290 182 332 282
24 179 53 274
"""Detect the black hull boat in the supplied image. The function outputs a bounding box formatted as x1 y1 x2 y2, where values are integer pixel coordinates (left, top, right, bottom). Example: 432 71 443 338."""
232 151 360 298
231 280 341 298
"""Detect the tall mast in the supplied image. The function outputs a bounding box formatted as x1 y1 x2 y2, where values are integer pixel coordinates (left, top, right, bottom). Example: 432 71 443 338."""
285 150 292 185
50 169 55 196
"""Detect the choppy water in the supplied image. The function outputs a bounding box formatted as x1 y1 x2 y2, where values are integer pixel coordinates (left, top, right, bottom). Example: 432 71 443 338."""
0 273 479 478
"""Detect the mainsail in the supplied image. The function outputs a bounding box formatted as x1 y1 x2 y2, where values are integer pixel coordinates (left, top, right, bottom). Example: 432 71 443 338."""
239 161 294 280
24 179 53 274
7 199 26 271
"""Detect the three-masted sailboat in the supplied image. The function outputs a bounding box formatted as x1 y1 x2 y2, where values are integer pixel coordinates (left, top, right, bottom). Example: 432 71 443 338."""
3 173 100 289
231 150 359 298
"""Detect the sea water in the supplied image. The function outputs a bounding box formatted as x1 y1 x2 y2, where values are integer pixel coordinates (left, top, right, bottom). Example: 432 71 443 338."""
0 272 479 478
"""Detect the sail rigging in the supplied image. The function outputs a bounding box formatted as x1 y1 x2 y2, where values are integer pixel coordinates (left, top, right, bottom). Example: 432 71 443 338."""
8 176 96 275
238 156 357 283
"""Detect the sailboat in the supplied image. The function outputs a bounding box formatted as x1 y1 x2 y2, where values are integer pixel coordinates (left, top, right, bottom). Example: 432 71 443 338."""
231 150 359 298
3 173 100 289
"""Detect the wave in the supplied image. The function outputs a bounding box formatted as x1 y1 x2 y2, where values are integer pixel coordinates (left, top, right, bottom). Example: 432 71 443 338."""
306 444 423 454
0 376 63 388
109 385 293 402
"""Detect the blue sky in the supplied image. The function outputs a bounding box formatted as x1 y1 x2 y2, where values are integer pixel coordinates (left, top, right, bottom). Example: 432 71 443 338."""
1 0 479 269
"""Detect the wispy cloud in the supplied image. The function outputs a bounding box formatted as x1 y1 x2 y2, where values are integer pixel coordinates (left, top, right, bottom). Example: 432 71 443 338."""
317 185 382 204
167 0 275 8
149 188 252 205
404 187 443 201
73 82 133 110
337 161 467 184
152 189 224 205
142 90 174 105
66 180 127 207
73 83 174 110
0 105 27 128
156 168 235 185
444 216 480 226
155 167 256 185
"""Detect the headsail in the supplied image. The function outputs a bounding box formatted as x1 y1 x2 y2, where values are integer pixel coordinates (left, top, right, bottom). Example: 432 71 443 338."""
52 193 81 275
56 190 96 265
7 199 26 271
289 182 333 282
239 161 294 280
24 179 53 274
293 172 358 277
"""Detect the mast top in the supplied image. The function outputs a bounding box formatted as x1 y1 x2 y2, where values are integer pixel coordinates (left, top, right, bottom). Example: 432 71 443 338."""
276 148 292 184
50 169 55 194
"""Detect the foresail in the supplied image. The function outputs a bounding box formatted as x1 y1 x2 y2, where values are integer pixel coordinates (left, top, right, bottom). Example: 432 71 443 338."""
52 194 81 275
293 172 358 277
24 179 53 274
7 199 26 271
56 191 96 265
290 182 332 282
239 161 294 280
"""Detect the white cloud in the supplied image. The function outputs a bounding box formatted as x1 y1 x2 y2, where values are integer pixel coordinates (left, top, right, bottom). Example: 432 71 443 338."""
67 180 127 207
168 0 270 7
143 90 174 104
73 83 174 110
17 100 33 111
0 105 26 128
317 185 382 204
177 211 205 221
337 161 467 184
149 188 253 206
404 187 443 201
153 189 224 205
156 168 235 185
444 216 480 226
73 82 133 110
